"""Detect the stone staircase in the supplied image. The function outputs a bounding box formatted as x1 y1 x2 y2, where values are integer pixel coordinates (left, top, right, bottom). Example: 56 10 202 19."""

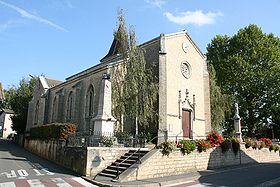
97 149 149 179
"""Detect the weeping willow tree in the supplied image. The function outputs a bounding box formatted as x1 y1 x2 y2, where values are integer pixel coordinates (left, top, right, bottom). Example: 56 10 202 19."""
208 64 232 131
111 11 158 134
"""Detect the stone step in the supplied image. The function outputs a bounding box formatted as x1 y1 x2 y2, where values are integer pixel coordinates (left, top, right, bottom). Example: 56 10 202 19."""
97 149 150 180
98 172 116 178
115 158 137 164
120 155 139 160
112 161 133 167
107 165 127 171
102 168 119 175
128 150 149 154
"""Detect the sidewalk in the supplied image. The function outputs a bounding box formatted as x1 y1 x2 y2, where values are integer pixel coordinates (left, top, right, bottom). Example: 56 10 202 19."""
82 163 262 187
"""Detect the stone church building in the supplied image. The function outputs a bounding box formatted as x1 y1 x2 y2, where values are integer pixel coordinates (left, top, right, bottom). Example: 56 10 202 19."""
26 31 211 140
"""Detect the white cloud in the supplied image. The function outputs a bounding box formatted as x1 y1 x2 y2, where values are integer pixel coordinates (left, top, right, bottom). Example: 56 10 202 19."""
0 20 25 32
165 10 223 26
0 0 68 32
145 0 166 8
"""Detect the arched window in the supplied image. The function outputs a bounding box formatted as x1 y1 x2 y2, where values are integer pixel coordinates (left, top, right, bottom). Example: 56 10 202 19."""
34 100 39 125
52 97 57 122
66 91 74 121
86 85 94 117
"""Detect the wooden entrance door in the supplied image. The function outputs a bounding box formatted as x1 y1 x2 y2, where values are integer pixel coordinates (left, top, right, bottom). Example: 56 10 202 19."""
182 109 191 138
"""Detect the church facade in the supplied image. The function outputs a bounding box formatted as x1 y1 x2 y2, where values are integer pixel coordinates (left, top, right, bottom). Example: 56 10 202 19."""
26 31 211 140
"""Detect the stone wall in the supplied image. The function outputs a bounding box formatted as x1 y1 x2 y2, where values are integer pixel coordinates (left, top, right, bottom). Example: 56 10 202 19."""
24 139 87 175
121 144 280 182
86 147 141 176
23 139 139 177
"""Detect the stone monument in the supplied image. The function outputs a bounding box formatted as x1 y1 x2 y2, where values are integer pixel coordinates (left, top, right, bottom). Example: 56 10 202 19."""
233 102 242 141
93 73 116 136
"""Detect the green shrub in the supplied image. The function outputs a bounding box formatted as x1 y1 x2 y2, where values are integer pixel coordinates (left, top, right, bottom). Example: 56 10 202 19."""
252 140 260 150
269 144 280 152
179 140 196 155
245 138 253 149
196 139 212 153
231 138 240 155
275 145 280 152
30 123 76 140
158 141 176 156
259 141 266 150
99 136 114 147
115 131 132 143
221 139 231 153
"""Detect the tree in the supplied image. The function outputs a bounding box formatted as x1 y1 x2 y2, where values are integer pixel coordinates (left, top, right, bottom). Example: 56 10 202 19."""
208 64 232 131
4 77 36 134
111 11 158 134
207 24 280 137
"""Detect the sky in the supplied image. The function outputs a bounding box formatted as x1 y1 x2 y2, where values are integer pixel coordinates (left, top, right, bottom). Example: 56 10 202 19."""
0 0 280 89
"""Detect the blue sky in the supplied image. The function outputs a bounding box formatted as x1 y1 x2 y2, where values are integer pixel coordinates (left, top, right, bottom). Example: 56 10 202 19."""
0 0 280 89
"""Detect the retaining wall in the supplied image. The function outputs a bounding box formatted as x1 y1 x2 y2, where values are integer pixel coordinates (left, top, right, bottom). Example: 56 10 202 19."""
23 139 139 176
121 144 280 182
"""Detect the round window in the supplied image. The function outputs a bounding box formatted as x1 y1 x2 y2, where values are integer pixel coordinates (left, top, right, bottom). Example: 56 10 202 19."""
181 61 192 79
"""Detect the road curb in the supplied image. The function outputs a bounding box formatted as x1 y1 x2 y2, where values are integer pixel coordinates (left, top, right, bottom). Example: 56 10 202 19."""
81 163 280 187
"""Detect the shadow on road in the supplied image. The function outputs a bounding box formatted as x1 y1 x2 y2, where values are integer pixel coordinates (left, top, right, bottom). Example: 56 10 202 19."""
0 139 80 177
197 147 280 187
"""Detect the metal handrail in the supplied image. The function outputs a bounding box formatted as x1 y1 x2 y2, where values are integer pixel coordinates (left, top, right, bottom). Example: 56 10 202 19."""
115 146 143 180
113 134 208 180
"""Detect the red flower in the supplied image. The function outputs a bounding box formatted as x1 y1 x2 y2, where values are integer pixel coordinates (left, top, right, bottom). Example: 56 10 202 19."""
207 131 223 147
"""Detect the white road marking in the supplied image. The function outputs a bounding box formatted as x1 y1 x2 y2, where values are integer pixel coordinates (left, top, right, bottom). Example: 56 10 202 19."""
42 168 54 175
2 170 16 178
254 176 280 187
72 177 98 187
0 182 16 187
33 169 45 176
27 179 45 187
50 178 72 187
178 182 229 187
17 169 28 178
0 177 98 187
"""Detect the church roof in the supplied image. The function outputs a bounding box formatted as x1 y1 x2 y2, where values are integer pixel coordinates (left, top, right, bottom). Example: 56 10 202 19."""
100 38 118 62
45 78 63 88
100 31 205 62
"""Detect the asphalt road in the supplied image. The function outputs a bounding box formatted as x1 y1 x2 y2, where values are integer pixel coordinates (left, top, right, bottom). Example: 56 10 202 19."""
0 139 97 187
169 162 280 187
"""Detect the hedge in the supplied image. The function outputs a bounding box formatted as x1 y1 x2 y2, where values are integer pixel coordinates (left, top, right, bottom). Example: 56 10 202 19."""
30 123 76 140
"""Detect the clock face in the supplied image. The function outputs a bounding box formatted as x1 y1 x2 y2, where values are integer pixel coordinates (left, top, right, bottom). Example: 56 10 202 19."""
182 42 188 53
181 61 191 79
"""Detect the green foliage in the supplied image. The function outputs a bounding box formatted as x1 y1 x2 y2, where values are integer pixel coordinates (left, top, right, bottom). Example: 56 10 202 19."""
179 140 196 155
208 64 232 131
245 138 254 149
221 139 231 153
4 77 37 133
30 123 76 140
269 144 280 152
252 140 260 150
115 131 132 144
207 24 280 137
111 10 158 131
196 139 212 152
158 141 176 156
99 136 114 147
230 138 240 155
